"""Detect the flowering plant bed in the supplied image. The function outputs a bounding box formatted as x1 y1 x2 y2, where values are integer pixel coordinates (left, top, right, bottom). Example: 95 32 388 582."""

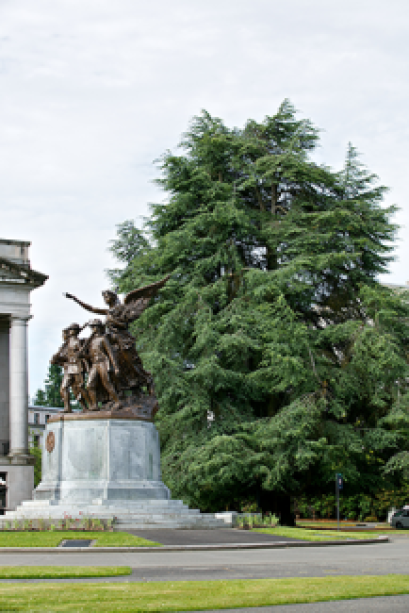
0 516 116 532
237 514 278 529
238 523 278 530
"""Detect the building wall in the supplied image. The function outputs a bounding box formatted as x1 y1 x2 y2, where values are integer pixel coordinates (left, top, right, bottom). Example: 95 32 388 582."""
28 406 60 447
0 465 34 511
0 285 31 319
0 320 9 454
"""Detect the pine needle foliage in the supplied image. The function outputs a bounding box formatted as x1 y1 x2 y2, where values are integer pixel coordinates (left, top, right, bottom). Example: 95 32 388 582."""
109 101 409 513
33 364 64 408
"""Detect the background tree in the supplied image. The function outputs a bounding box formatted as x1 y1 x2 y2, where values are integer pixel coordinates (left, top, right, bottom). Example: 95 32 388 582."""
109 101 409 522
29 437 42 487
33 363 64 408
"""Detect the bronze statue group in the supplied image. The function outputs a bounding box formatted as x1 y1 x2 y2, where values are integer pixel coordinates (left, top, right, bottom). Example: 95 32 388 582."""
52 277 169 414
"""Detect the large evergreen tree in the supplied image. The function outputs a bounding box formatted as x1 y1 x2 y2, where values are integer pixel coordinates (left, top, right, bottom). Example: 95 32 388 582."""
109 101 409 521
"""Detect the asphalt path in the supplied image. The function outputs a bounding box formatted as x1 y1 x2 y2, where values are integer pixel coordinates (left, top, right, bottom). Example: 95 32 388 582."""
0 538 406 583
126 528 300 545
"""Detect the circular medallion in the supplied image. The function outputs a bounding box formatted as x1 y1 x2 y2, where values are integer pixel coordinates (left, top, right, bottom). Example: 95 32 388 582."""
46 431 55 453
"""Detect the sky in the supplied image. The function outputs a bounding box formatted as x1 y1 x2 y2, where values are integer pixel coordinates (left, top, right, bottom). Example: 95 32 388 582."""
1 0 409 395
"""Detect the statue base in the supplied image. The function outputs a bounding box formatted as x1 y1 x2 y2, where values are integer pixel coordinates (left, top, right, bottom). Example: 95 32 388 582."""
78 390 159 421
34 414 169 503
4 415 227 529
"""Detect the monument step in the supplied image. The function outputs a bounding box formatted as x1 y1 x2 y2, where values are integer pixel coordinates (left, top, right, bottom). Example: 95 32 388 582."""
5 503 210 521
91 498 186 508
115 520 227 529
3 503 229 529
16 508 199 516
20 499 189 510
115 516 226 524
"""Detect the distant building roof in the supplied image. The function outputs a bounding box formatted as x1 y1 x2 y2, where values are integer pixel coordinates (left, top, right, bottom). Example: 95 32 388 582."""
29 406 60 412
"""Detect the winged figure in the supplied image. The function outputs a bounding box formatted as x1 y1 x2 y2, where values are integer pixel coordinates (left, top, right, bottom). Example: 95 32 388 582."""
65 275 170 396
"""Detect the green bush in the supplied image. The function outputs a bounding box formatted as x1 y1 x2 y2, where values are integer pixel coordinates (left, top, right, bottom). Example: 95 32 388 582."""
295 485 409 522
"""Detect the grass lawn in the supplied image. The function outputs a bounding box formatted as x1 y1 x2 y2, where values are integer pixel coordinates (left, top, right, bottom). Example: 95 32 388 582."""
0 566 131 579
297 520 392 530
253 526 392 541
0 575 408 611
0 532 161 548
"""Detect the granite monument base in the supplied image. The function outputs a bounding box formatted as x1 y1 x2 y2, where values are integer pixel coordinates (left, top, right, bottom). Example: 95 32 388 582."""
6 414 227 529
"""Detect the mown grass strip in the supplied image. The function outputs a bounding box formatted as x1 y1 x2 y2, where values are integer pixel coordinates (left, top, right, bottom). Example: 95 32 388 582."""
297 521 391 529
0 532 161 548
0 566 131 579
91 532 162 548
253 526 389 541
0 575 408 611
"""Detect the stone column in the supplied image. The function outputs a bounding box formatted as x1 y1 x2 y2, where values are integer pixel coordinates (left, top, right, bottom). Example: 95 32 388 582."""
8 316 30 460
0 319 10 452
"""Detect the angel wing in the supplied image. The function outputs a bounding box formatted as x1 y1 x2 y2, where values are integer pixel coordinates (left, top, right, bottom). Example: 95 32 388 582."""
124 274 171 305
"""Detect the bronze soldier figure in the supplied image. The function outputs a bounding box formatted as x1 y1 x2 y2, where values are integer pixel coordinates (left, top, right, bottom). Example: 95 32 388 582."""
81 319 121 411
51 323 89 413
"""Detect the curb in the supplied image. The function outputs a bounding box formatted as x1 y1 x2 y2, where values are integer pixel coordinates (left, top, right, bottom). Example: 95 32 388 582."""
0 536 389 553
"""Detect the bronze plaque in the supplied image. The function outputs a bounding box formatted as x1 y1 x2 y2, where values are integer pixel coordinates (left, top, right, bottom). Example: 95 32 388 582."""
46 431 55 453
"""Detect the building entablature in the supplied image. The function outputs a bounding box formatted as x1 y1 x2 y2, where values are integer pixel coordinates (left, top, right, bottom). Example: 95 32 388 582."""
0 240 48 320
0 257 48 290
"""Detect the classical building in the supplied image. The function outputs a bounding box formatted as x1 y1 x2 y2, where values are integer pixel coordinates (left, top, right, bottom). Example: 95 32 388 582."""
0 239 47 512
28 406 60 448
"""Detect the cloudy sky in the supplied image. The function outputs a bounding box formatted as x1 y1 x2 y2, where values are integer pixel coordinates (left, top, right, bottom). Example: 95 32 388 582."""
1 0 408 395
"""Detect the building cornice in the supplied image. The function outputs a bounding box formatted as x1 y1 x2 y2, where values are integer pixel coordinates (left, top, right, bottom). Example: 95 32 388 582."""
0 257 48 289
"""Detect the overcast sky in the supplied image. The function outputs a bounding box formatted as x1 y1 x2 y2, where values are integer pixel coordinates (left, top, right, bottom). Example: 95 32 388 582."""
1 0 408 395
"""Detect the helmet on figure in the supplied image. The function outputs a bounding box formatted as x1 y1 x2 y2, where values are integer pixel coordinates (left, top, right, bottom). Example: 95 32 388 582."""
64 323 81 334
88 319 104 330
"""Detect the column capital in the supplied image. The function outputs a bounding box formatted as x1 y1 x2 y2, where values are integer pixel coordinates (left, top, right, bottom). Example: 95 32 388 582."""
10 315 32 325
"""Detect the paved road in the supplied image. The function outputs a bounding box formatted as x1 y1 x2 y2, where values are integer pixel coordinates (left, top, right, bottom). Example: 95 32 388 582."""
0 538 407 583
0 538 408 611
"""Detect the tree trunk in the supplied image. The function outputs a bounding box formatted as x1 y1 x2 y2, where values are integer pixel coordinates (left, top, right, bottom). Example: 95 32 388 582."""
260 490 295 526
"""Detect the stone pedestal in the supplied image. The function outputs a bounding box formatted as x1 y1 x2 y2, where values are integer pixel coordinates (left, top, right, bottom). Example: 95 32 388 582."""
35 416 170 503
6 414 227 529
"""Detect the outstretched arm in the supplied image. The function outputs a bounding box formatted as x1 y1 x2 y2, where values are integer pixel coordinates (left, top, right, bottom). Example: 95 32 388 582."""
64 293 107 315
